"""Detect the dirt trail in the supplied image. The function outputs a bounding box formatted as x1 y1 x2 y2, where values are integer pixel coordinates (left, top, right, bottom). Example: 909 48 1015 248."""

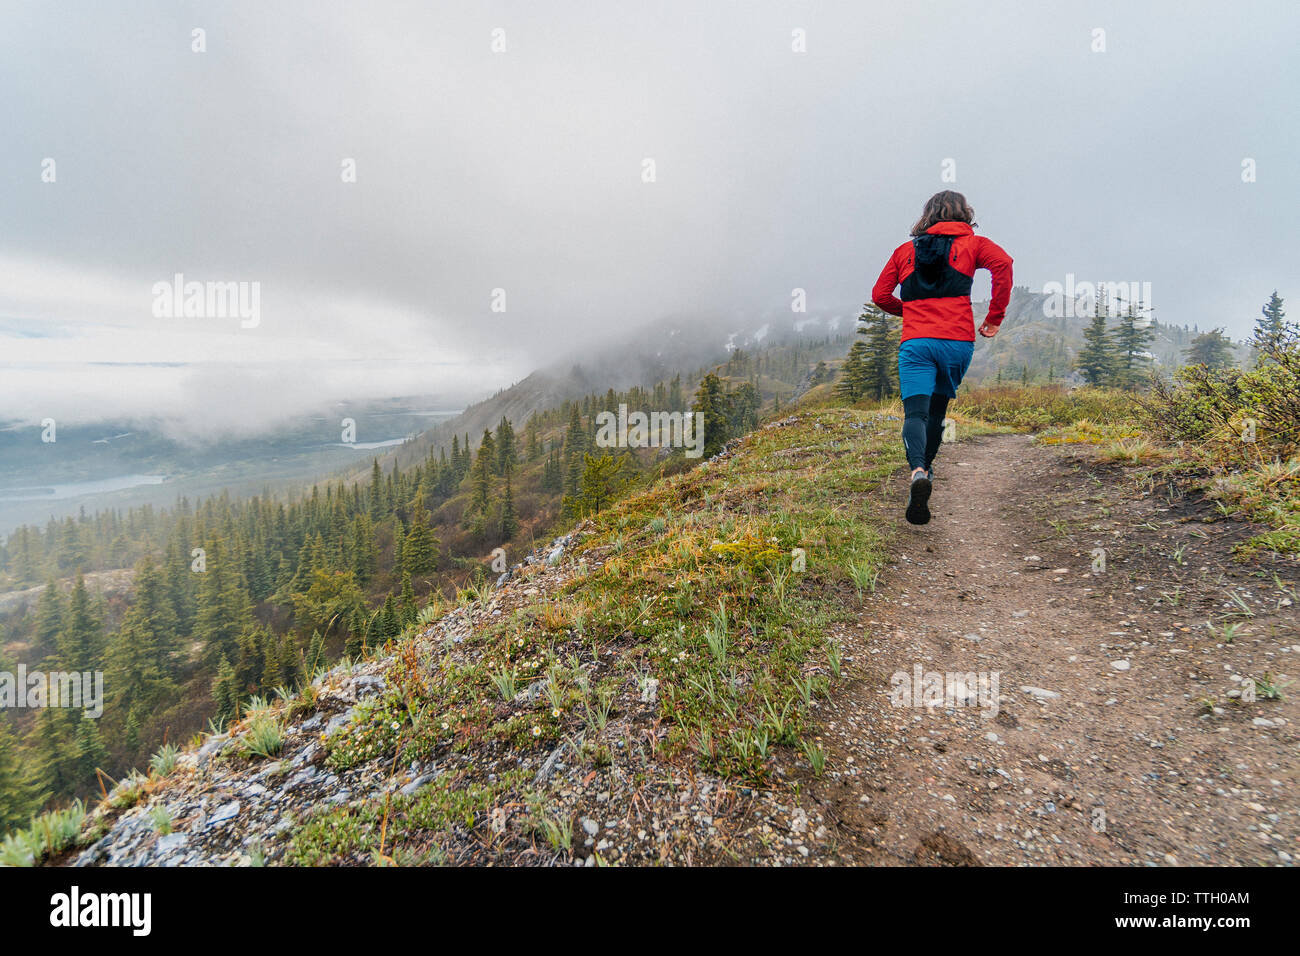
811 432 1299 866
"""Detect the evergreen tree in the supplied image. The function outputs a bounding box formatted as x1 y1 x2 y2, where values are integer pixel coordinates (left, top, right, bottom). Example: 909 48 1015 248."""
691 372 730 459
1184 328 1236 369
195 541 253 671
467 441 494 536
834 340 871 402
212 655 240 727
403 499 439 576
562 406 586 500
495 417 517 476
577 454 628 516
859 305 899 399
399 572 418 627
105 556 179 727
1075 294 1116 386
278 633 302 691
31 578 65 665
368 459 384 521
57 572 102 673
542 448 563 493
500 476 520 540
524 415 542 461
478 428 497 473
31 709 77 802
0 716 44 834
72 717 108 790
1252 290 1289 356
727 382 760 436
1112 302 1155 390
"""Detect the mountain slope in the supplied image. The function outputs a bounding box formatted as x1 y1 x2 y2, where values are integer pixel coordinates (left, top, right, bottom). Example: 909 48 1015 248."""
65 405 902 866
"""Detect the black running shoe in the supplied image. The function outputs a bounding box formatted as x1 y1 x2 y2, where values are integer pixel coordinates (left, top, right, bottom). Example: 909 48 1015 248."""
905 470 932 525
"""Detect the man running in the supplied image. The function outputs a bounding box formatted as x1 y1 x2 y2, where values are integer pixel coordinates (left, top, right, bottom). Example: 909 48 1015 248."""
871 190 1014 525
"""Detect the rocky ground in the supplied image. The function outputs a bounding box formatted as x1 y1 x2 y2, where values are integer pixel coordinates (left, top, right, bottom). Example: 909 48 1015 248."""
70 527 831 867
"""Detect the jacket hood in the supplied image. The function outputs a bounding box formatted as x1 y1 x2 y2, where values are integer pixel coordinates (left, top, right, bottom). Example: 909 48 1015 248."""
925 221 974 236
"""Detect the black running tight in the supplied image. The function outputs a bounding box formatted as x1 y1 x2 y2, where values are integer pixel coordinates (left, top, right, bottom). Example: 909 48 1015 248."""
901 394 950 471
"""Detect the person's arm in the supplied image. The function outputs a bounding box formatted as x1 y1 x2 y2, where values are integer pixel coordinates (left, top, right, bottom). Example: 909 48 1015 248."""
871 250 904 316
976 237 1013 336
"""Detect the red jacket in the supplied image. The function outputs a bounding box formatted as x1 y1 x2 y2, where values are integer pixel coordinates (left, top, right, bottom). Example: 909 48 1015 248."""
872 221 1013 343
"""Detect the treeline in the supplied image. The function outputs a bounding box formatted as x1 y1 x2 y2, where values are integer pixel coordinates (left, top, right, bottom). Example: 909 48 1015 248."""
0 331 850 828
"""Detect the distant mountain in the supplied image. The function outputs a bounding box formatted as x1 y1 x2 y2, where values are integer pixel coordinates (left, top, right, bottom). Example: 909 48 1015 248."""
381 310 853 471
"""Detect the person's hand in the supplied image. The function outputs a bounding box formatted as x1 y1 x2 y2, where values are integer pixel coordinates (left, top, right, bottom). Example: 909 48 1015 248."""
978 321 999 338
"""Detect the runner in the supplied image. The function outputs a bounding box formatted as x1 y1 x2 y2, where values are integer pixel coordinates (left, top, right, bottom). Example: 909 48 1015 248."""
871 191 1014 524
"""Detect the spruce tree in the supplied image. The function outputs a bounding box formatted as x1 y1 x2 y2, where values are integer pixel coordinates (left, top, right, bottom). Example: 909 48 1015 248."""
834 340 871 402
195 541 253 671
577 453 627 516
524 415 541 461
1252 290 1289 357
1184 329 1236 369
467 442 494 536
495 417 517 476
368 459 384 521
403 499 439 576
1112 301 1155 390
859 305 899 399
0 716 44 834
31 579 64 665
31 709 77 802
57 572 102 673
106 556 179 726
1075 294 1115 386
72 718 107 791
212 655 240 727
691 372 730 458
500 476 520 540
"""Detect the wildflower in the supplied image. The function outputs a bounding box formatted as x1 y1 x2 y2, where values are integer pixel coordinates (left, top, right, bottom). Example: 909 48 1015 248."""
551 708 561 719
441 721 450 731
390 721 400 731
532 725 542 737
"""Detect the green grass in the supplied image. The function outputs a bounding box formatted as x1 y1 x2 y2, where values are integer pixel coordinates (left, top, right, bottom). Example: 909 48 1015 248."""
149 742 181 777
241 712 286 759
952 384 1138 430
0 800 89 866
285 775 514 866
289 405 903 863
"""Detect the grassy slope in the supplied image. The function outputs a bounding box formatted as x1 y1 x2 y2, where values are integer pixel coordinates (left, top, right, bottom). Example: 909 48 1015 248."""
285 402 911 863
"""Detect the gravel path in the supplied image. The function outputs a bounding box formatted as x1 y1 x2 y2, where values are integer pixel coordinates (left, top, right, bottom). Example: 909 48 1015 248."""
811 432 1299 866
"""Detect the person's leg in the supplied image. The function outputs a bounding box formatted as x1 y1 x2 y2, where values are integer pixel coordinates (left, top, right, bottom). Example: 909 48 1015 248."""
897 340 939 525
924 341 973 474
924 393 950 472
897 340 939 473
901 395 931 471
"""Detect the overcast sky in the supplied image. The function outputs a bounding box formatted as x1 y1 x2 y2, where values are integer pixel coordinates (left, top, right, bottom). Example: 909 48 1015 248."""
2 0 1296 434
